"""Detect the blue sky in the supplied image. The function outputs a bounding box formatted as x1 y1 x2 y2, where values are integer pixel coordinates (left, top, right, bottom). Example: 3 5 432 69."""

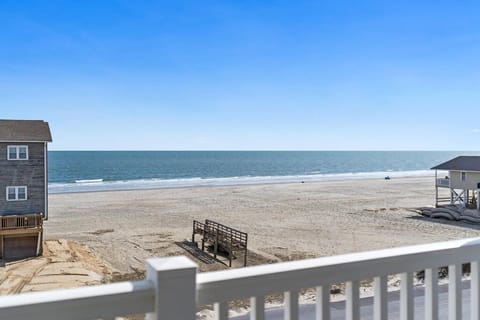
1 1 480 150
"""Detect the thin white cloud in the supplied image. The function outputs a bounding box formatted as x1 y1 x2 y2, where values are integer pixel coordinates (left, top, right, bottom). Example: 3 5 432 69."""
473 128 480 133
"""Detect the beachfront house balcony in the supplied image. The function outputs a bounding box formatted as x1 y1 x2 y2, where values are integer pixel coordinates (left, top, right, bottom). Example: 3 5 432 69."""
0 237 479 320
436 178 450 188
0 214 43 259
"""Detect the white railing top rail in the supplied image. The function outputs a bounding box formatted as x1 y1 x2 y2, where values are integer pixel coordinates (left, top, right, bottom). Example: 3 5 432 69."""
196 237 480 304
0 280 154 320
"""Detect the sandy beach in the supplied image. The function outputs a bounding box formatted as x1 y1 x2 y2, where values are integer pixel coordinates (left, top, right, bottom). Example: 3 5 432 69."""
2 176 480 318
44 176 479 275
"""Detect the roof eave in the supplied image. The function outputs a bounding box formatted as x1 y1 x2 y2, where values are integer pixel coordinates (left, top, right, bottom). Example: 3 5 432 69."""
431 167 480 172
0 140 52 143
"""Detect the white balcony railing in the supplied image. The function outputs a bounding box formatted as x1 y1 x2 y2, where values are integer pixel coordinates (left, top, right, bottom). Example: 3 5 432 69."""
437 178 450 188
1 237 480 319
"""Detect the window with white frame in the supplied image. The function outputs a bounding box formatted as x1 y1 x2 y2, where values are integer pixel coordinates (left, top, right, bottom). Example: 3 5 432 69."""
7 145 28 160
462 172 466 182
6 186 27 201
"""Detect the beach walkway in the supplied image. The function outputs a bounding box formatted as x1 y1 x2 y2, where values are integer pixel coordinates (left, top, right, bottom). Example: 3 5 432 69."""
0 240 110 295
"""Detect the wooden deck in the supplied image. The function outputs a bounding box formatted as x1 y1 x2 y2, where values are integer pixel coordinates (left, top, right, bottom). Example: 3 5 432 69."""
0 214 43 259
0 214 43 235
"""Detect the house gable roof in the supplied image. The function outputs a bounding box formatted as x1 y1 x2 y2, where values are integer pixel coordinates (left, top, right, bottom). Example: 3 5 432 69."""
431 156 480 171
0 120 52 142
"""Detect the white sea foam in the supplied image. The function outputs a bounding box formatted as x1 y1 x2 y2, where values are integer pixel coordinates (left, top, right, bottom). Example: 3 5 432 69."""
49 170 434 194
75 179 104 183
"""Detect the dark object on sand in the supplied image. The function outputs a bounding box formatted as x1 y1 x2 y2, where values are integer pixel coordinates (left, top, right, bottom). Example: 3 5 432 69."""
417 205 480 224
385 176 391 180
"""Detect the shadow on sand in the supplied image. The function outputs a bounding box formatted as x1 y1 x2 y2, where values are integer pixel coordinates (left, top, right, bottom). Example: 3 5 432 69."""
175 240 222 265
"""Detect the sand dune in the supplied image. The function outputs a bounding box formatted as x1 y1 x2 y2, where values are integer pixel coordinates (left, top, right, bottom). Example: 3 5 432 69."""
0 240 111 295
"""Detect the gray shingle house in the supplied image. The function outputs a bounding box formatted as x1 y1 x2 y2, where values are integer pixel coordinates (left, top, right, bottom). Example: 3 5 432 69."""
0 120 52 259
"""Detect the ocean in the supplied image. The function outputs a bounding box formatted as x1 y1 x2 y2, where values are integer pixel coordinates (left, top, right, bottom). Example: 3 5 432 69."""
48 151 480 193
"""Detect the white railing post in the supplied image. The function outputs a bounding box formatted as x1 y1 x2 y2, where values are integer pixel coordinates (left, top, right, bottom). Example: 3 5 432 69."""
145 256 197 320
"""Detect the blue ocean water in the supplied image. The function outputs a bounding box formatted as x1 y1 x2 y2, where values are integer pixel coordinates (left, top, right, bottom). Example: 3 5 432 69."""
48 151 480 193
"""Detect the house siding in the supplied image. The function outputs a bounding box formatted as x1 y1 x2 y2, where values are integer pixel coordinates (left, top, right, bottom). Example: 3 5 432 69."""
449 170 480 190
0 142 45 215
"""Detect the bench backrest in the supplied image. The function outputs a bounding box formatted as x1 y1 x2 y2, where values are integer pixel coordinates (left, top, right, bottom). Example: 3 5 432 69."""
204 219 247 247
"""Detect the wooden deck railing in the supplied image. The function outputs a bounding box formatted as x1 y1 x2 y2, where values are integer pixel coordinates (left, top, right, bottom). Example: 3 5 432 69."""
1 237 480 319
0 214 43 230
192 219 248 267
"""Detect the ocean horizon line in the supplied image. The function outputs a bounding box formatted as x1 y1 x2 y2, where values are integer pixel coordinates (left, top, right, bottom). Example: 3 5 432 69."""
48 149 480 152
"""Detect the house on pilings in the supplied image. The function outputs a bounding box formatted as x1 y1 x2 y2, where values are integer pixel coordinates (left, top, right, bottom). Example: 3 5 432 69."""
0 120 52 260
431 156 480 210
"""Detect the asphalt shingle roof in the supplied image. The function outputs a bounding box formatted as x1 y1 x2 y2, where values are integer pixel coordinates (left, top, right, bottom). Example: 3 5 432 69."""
431 156 480 171
0 120 52 142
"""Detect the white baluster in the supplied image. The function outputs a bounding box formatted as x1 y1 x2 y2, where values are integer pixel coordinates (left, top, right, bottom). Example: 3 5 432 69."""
250 296 265 320
345 281 359 320
214 301 229 320
425 268 438 320
400 272 413 320
315 285 330 320
374 276 387 320
448 264 462 320
284 290 299 320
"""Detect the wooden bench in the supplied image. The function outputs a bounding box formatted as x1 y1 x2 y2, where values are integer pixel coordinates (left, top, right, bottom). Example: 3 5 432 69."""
192 219 248 267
